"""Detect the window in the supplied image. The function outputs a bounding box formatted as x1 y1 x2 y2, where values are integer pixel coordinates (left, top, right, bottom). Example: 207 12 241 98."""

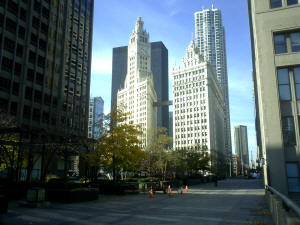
33 108 40 121
290 32 300 52
20 8 26 21
14 62 22 76
294 67 300 99
12 82 19 96
4 37 15 53
5 18 17 34
274 31 300 54
1 57 13 72
16 44 23 57
27 69 34 81
287 0 298 5
278 68 291 100
0 14 4 27
25 87 33 99
18 26 25 39
10 102 17 115
274 34 287 54
282 116 296 147
7 1 18 15
23 105 31 119
286 163 300 192
0 77 10 93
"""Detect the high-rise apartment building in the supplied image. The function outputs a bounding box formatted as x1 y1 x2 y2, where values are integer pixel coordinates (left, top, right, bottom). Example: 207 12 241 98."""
194 7 232 166
88 96 104 139
248 0 300 194
117 17 157 148
172 40 225 170
0 0 94 138
234 125 249 172
111 42 169 130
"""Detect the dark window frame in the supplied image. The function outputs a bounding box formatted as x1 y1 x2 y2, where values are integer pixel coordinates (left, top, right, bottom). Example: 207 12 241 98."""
270 0 282 8
282 116 296 147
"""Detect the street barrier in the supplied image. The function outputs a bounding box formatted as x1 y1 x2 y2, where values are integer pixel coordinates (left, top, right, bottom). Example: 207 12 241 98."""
265 185 300 225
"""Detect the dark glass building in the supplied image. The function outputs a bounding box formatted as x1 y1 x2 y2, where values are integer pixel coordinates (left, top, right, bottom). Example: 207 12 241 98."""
0 0 94 138
111 41 169 129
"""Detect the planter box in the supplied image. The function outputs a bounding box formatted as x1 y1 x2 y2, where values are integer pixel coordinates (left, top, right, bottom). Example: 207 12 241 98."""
46 188 98 203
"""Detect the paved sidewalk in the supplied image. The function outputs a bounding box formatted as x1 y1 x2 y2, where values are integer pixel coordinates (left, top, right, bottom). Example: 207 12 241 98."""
2 179 274 225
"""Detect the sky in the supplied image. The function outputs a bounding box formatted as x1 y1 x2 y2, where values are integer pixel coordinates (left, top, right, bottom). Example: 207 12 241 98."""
90 0 257 161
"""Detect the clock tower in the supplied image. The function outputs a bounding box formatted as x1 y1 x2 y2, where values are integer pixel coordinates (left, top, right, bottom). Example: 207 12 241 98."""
117 17 157 148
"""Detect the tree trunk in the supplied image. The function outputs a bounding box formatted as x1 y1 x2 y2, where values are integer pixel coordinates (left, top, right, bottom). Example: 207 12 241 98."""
40 143 46 182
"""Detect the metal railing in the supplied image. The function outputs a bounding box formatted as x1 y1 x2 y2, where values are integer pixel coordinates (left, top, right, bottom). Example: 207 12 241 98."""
265 185 300 218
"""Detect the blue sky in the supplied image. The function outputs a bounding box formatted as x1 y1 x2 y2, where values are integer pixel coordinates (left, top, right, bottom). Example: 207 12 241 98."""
90 0 257 160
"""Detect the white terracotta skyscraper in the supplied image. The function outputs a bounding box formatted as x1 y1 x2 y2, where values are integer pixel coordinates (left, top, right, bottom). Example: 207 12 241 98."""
195 7 232 165
172 40 226 171
117 17 157 148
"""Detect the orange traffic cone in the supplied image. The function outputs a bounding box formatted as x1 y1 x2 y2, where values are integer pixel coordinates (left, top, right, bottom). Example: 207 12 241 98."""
150 187 154 198
185 185 189 192
168 185 173 197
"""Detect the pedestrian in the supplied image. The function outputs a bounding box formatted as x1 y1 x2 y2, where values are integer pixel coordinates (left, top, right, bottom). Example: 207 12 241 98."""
213 175 218 187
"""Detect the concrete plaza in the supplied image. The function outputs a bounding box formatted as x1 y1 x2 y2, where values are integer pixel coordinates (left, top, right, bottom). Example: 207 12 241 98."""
2 179 274 225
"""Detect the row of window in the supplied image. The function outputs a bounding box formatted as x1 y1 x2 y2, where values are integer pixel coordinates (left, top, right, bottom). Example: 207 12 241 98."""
274 31 300 54
277 66 300 100
270 0 298 8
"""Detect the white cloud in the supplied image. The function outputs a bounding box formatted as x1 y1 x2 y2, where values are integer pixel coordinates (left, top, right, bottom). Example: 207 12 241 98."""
91 55 112 75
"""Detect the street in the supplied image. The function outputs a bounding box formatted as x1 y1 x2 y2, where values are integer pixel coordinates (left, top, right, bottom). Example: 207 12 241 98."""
3 179 274 225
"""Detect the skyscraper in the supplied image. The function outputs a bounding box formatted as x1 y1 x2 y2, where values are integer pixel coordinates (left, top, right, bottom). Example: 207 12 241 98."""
194 6 232 166
248 0 300 194
172 40 225 172
117 17 157 148
88 96 104 139
0 0 94 138
111 42 169 130
234 125 249 172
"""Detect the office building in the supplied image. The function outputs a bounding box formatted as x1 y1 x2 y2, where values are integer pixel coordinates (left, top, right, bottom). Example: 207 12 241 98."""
0 0 94 178
169 111 173 138
0 0 93 137
111 42 169 130
117 17 157 148
234 125 249 172
88 96 104 139
172 40 225 171
248 0 300 194
194 6 232 167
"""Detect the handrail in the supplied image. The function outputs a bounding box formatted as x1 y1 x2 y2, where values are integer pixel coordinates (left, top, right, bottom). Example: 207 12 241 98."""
265 185 300 218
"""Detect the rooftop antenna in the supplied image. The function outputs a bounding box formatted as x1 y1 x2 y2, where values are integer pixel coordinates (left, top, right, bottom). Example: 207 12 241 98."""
212 4 214 9
202 6 204 10
191 32 194 41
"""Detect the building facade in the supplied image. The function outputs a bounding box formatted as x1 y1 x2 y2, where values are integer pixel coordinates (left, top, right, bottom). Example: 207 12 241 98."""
111 42 169 130
169 111 173 138
117 17 157 148
232 154 238 176
172 40 225 170
234 125 249 172
88 96 104 139
194 7 232 166
0 0 94 179
248 0 300 194
0 0 94 137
